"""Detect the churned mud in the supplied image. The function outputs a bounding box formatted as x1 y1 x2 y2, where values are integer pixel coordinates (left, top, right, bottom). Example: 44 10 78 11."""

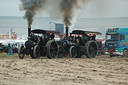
0 55 128 85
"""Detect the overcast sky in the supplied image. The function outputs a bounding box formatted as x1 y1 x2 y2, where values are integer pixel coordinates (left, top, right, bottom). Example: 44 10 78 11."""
0 0 128 18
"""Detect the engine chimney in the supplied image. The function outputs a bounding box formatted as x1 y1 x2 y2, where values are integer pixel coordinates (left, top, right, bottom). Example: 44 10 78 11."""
28 26 31 37
66 27 69 38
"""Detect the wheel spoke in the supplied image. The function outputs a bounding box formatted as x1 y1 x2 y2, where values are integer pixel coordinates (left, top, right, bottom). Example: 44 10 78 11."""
51 52 56 58
51 51 57 56
47 41 58 59
70 46 79 58
50 46 54 50
91 51 95 57
18 46 25 59
87 42 98 58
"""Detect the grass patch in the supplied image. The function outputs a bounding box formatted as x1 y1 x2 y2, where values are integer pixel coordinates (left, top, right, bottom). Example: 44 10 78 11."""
0 53 18 59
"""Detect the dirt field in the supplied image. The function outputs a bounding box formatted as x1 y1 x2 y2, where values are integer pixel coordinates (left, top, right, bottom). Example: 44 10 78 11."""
0 55 128 85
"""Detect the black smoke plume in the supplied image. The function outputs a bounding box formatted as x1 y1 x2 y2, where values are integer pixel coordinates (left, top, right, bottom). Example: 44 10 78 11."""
60 0 80 27
20 0 45 27
20 0 86 28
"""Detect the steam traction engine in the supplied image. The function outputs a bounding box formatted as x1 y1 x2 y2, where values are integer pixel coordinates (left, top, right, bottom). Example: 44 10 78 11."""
18 27 59 59
58 29 101 58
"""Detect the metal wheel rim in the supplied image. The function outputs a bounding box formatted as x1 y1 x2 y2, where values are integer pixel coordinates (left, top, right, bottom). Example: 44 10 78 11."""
49 42 58 58
19 46 25 59
88 42 98 58
70 46 78 58
33 46 40 59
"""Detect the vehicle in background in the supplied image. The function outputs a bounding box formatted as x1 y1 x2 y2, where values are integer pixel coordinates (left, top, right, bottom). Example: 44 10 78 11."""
96 39 105 56
105 28 128 57
0 43 18 54
0 43 3 53
0 39 26 54
57 30 101 58
18 29 60 59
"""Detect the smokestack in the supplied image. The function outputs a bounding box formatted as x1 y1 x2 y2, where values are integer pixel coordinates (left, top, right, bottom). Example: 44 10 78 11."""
66 27 69 38
28 26 31 37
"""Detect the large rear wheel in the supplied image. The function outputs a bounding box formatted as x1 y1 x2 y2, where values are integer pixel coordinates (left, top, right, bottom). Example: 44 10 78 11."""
18 46 25 59
85 41 98 58
46 40 58 59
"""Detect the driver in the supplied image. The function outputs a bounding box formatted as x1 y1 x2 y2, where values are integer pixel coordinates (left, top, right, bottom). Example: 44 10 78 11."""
50 33 55 40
